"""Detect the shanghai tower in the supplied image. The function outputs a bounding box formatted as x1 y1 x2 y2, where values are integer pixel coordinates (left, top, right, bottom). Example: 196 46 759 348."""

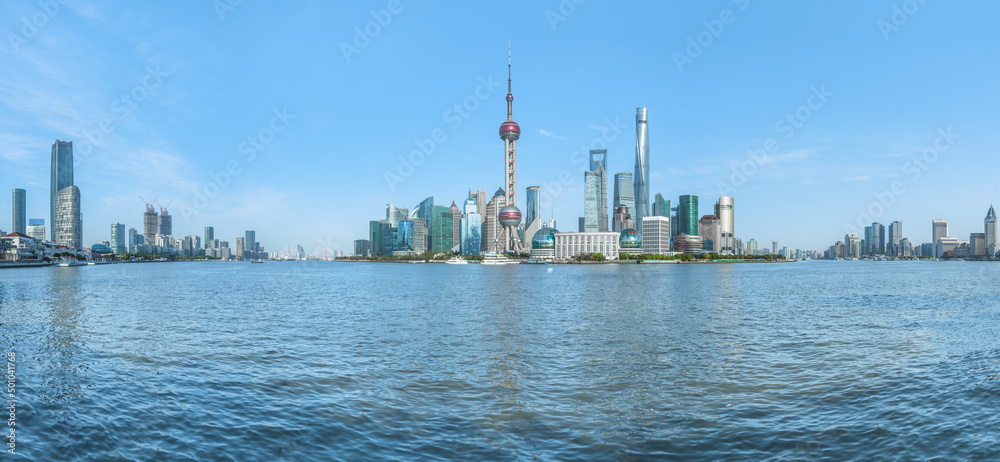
633 108 650 228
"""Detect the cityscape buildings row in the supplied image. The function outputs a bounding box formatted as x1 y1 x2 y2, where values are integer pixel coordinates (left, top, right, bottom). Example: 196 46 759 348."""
823 206 1000 259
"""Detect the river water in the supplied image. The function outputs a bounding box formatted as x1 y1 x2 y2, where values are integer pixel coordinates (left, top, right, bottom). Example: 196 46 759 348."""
1 260 998 460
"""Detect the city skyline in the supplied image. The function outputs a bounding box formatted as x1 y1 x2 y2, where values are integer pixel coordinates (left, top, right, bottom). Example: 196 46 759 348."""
1 2 999 252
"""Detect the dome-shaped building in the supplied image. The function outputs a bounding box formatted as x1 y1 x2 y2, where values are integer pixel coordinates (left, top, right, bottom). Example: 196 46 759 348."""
529 227 559 261
618 228 642 256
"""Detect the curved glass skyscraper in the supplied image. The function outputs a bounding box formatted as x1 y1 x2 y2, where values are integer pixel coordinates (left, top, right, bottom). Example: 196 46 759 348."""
51 140 74 241
633 108 650 228
678 195 699 236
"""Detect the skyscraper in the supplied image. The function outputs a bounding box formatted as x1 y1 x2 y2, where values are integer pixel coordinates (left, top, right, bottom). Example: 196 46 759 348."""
496 44 523 252
888 221 902 256
525 186 540 228
583 150 608 233
523 185 542 250
985 206 996 256
205 226 215 245
699 215 720 253
652 193 670 218
12 189 26 235
613 172 635 232
245 230 257 259
417 196 434 251
460 198 482 256
51 140 74 241
128 227 139 254
871 222 885 255
143 203 158 240
236 237 244 259
678 195 699 236
633 108 650 226
448 201 461 248
715 196 735 255
159 206 172 236
111 222 126 254
932 219 948 258
484 189 505 253
54 185 81 250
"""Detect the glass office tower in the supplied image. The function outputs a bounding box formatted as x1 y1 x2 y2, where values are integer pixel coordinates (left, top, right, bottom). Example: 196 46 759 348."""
51 140 74 241
678 195 699 236
633 108 650 225
12 188 26 234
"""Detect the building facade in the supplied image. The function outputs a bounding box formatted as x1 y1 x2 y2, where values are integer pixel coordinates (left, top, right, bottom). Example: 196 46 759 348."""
54 185 81 250
554 232 619 260
932 219 948 258
584 150 608 233
27 219 45 241
641 216 671 254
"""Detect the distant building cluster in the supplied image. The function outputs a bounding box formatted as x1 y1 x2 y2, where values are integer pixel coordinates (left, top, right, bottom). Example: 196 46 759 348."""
1 139 322 264
824 206 1000 260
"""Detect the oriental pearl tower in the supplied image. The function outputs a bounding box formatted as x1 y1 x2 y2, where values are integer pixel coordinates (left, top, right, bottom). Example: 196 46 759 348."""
495 44 524 254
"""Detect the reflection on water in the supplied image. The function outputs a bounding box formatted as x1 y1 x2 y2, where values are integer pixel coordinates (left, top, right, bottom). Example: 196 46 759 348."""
1 261 999 460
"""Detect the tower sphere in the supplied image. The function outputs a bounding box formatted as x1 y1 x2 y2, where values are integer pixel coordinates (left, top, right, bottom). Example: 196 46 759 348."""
498 205 522 228
499 121 520 140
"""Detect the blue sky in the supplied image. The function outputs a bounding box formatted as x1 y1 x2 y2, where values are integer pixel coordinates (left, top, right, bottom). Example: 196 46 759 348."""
1 1 998 253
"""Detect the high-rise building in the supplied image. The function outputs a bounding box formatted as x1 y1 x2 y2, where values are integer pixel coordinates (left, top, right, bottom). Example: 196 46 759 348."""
863 225 873 256
484 189 506 253
469 190 487 221
652 193 670 218
127 227 139 253
613 172 635 232
888 221 902 256
354 239 371 257
412 218 428 254
386 204 406 226
460 199 482 256
584 172 607 233
111 222 126 254
699 215 720 253
450 201 462 249
772 241 778 255
985 206 997 256
523 186 542 249
525 186 540 229
396 219 414 252
496 45 524 253
50 140 74 241
431 205 455 252
715 196 735 255
12 189 26 235
932 219 948 258
159 207 172 237
236 237 245 259
612 206 632 233
54 185 81 250
678 195 699 236
204 226 214 245
870 222 885 255
417 196 434 251
633 108 650 226
296 245 305 259
970 233 986 256
641 216 671 254
245 230 256 259
369 220 391 257
27 219 45 241
143 203 158 240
